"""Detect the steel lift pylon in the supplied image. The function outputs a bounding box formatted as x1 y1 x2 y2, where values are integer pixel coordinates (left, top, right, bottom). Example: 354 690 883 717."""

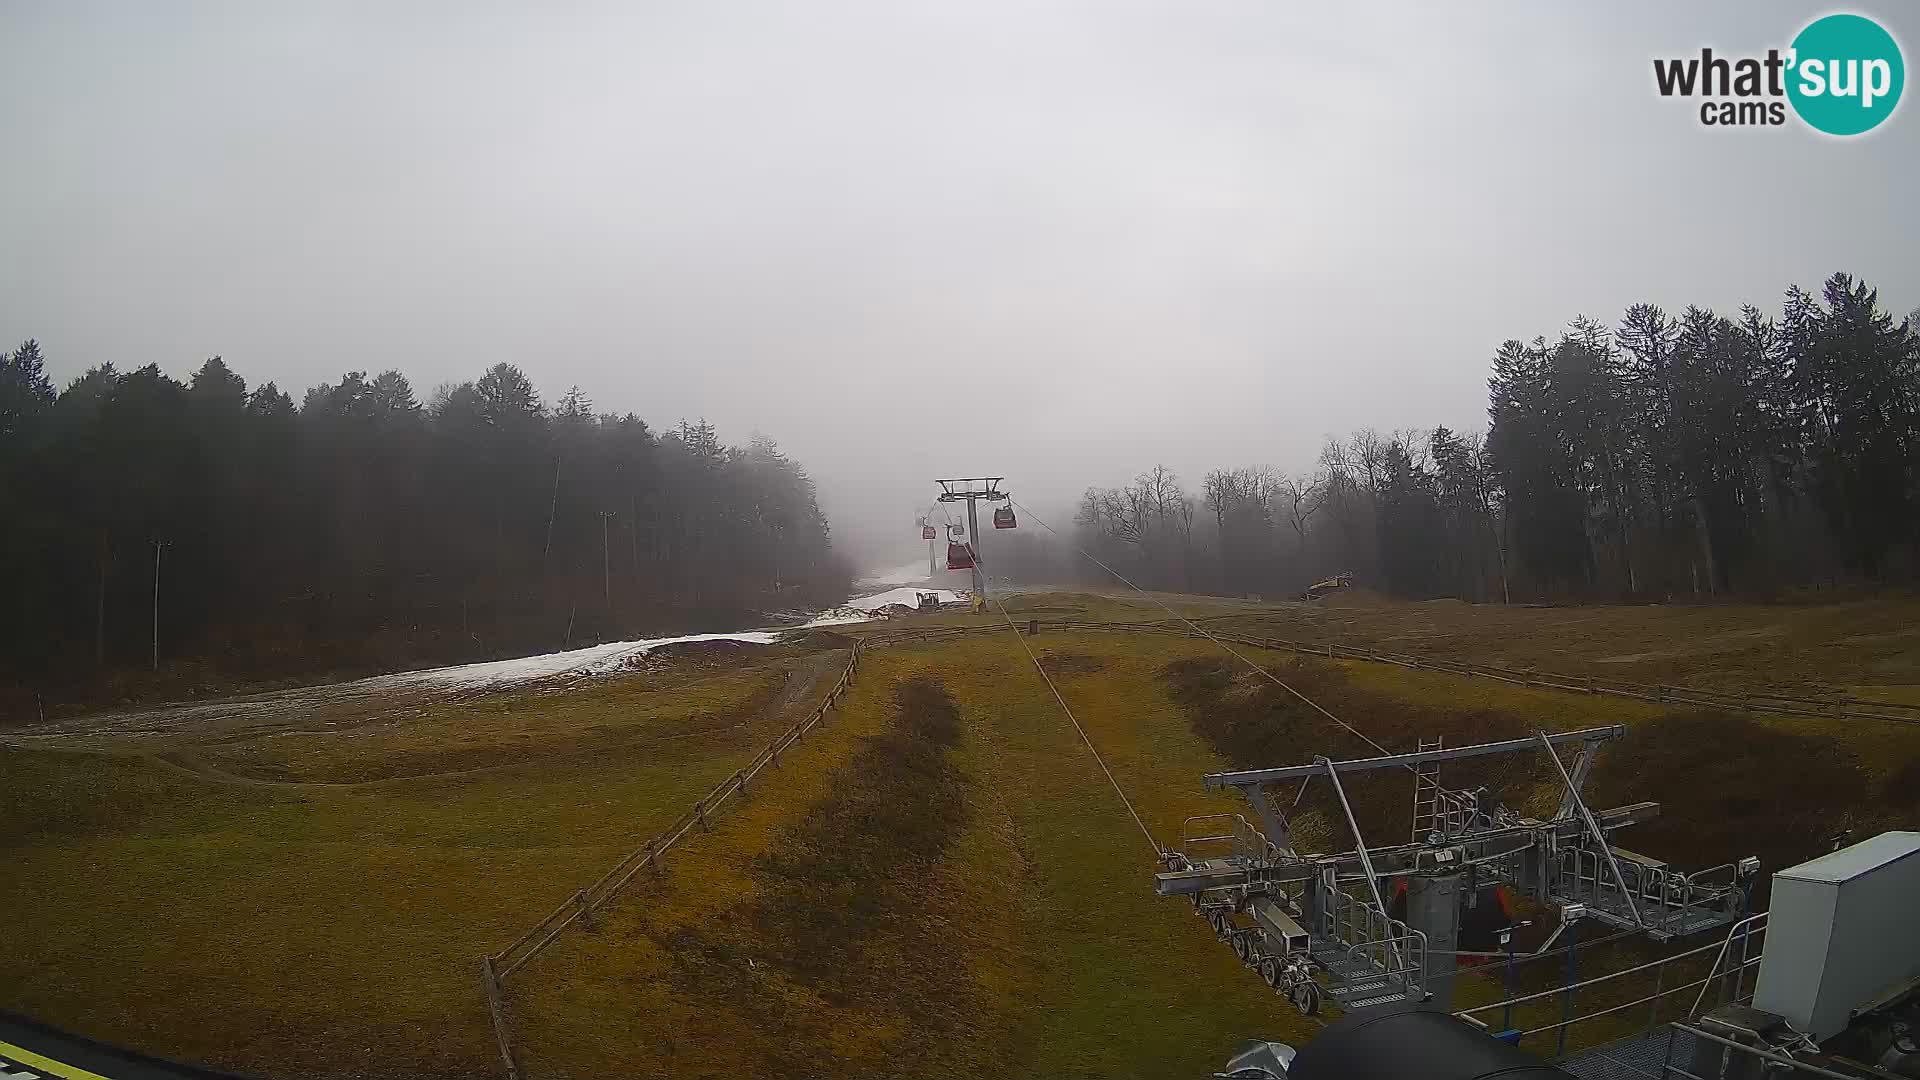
1155 727 1762 1016
935 477 1010 599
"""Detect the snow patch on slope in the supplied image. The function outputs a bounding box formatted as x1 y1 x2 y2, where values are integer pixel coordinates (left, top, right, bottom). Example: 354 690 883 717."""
844 587 967 612
357 631 780 691
855 559 938 591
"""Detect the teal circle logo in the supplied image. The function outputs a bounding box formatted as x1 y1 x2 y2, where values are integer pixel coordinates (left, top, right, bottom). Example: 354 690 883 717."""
1787 14 1904 135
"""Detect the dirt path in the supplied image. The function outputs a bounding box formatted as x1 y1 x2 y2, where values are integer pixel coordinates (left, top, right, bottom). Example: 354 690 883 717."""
770 650 846 719
113 650 852 793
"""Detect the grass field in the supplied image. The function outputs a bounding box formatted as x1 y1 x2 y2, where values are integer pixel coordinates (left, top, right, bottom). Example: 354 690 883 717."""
0 650 836 1078
5 591 1920 1078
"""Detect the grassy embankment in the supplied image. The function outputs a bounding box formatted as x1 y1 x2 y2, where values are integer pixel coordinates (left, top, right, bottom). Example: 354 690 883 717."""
0 653 819 1078
5 590 1920 1077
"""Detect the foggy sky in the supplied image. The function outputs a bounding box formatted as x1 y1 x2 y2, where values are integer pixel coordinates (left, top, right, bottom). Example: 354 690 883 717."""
4 2 1915 571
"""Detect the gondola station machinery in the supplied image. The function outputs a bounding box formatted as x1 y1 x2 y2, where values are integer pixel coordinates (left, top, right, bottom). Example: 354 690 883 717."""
1160 725 1920 1080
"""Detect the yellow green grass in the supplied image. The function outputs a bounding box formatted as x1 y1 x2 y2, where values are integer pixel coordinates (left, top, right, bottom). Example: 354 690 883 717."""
1215 591 1920 697
0 652 838 1078
6 592 1920 1079
516 635 1310 1080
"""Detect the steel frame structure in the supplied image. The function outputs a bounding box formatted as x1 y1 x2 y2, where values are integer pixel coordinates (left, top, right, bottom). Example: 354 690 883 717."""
1156 727 1760 1017
935 477 1009 598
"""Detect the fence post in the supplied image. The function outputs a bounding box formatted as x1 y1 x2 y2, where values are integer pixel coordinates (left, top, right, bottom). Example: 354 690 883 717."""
575 889 598 932
1027 619 1038 636
695 798 709 831
481 957 521 1080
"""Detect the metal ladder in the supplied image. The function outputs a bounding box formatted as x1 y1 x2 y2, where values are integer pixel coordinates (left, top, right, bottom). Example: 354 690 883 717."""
1410 736 1443 842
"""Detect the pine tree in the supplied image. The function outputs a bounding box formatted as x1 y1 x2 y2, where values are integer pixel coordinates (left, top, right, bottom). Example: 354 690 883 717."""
0 339 56 445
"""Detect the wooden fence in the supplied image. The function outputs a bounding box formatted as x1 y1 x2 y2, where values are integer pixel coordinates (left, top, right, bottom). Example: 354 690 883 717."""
477 612 1916 1076
855 616 1918 727
479 641 866 1080
1114 616 1920 727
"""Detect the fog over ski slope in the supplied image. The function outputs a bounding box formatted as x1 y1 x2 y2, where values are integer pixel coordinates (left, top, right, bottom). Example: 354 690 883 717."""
4 2 1915 570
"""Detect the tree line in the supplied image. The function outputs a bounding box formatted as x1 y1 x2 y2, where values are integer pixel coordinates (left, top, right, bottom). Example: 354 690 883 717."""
1061 273 1919 602
0 349 849 708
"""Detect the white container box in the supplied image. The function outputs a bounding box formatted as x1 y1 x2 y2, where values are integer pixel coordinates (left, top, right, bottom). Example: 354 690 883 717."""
1752 831 1920 1040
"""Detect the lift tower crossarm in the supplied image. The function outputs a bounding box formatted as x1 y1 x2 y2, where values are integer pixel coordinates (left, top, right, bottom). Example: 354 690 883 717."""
933 478 1010 600
934 477 1009 500
1202 726 1625 790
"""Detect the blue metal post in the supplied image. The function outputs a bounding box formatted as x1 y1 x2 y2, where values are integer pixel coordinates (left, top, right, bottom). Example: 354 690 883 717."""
1503 931 1518 1032
1558 922 1579 1058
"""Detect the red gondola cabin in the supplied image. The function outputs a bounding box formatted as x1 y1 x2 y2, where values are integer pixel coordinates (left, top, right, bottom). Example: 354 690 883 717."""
993 506 1017 529
946 542 975 570
921 524 936 539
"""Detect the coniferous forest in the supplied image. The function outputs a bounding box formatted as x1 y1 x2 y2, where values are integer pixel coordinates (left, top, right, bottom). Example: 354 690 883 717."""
0 353 849 709
5 271 1916 709
1057 273 1920 602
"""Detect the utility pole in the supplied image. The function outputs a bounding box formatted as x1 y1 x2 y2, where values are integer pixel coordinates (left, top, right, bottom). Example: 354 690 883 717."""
542 458 561 570
150 538 168 672
935 478 1010 600
599 510 617 618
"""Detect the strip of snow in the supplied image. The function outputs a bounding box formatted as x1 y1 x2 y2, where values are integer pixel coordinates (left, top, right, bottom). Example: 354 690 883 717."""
844 586 967 612
854 559 938 591
800 609 878 627
356 631 780 691
14 589 978 741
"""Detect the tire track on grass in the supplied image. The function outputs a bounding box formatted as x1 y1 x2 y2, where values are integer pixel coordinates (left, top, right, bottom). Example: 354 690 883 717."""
660 676 1008 1080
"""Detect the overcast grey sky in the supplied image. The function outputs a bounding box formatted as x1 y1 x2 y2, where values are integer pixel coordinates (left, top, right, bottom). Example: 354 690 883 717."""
3 2 1914 569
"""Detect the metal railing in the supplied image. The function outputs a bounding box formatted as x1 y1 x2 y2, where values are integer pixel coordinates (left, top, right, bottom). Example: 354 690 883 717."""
1319 879 1430 999
1658 1022 1865 1080
1179 813 1283 867
1573 1021 1869 1080
1552 848 1745 935
1456 914 1768 1055
1430 785 1482 840
1689 912 1767 1016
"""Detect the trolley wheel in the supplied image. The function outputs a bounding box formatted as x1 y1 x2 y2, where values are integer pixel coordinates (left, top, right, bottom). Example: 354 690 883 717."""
1208 910 1231 939
1232 931 1256 964
1259 956 1283 988
1289 978 1322 1017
